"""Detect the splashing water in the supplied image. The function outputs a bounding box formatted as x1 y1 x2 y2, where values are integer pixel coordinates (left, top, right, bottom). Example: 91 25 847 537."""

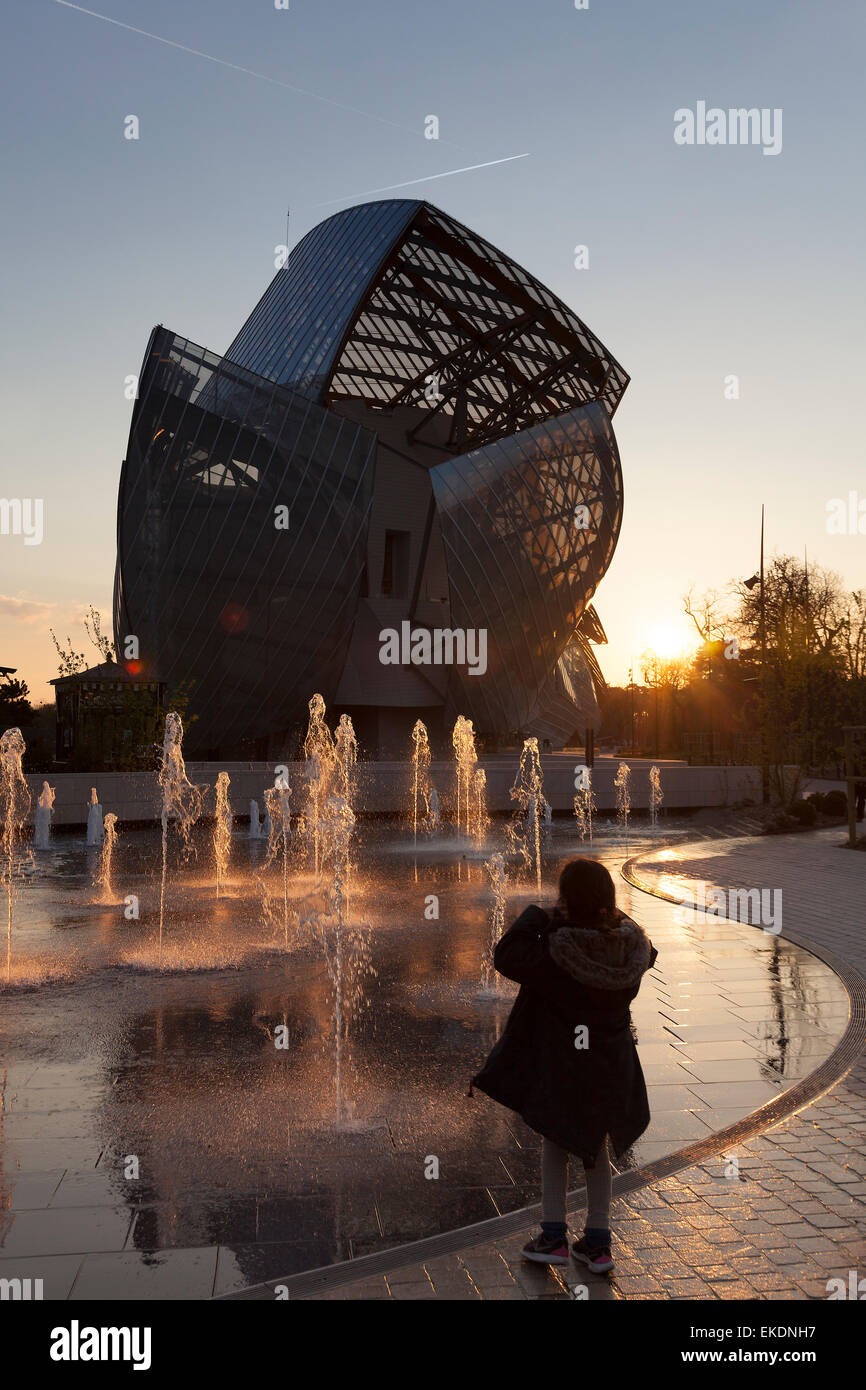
157 712 204 966
649 765 663 830
213 772 232 897
264 772 292 948
481 851 507 992
1 728 31 982
410 719 433 847
452 715 478 837
508 737 544 892
303 694 338 880
428 786 440 834
95 813 119 900
615 761 631 849
573 766 595 844
86 788 104 846
314 794 369 1125
249 799 265 841
334 715 358 801
322 794 355 927
471 766 489 844
34 781 55 850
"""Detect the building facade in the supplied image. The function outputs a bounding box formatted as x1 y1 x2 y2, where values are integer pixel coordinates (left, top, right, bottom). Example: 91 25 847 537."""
114 200 628 756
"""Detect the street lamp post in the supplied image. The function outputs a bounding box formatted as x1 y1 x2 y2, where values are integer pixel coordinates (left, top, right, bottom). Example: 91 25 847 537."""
759 507 769 803
744 505 770 804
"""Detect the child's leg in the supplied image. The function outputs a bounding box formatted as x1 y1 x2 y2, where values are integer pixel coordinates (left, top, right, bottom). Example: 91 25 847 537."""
540 1137 569 1238
582 1136 612 1244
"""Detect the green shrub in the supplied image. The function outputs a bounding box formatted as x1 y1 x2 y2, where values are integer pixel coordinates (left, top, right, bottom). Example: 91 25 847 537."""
790 798 817 825
822 789 848 817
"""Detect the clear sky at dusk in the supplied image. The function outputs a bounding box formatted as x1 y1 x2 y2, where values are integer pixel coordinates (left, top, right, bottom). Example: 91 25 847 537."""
1 0 863 702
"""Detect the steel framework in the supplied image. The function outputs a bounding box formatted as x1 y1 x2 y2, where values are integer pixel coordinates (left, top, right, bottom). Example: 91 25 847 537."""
115 200 629 754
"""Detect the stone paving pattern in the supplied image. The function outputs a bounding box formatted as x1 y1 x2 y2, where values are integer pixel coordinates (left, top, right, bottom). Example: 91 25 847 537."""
0 828 860 1300
307 830 866 1300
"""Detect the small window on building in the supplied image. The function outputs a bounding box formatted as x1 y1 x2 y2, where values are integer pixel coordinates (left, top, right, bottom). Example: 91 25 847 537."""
381 530 411 597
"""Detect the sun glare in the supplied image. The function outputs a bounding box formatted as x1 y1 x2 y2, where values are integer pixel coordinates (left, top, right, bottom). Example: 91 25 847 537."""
646 621 689 660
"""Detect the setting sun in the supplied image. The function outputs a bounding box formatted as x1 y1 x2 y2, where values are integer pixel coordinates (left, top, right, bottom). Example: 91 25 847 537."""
645 620 691 660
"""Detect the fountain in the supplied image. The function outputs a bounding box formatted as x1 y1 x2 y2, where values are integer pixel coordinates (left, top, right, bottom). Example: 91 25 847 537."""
428 786 440 834
322 795 354 927
573 765 595 844
86 788 104 846
451 715 478 837
303 694 338 880
4 687 846 1284
480 851 507 993
249 799 268 840
213 772 232 897
334 714 358 800
313 793 368 1126
649 765 663 830
34 781 55 850
95 813 119 900
263 772 292 948
470 766 488 845
507 736 544 892
410 719 433 847
615 760 631 849
157 712 204 966
0 727 31 982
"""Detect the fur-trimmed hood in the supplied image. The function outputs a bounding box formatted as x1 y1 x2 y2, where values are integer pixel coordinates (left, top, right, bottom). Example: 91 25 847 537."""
548 912 653 991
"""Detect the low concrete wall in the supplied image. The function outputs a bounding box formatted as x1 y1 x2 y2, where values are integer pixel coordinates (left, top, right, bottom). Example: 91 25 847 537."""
25 760 763 828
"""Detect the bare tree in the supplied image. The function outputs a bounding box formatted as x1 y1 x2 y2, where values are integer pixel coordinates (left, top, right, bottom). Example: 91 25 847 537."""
83 604 115 664
682 586 729 643
840 590 866 680
50 605 115 677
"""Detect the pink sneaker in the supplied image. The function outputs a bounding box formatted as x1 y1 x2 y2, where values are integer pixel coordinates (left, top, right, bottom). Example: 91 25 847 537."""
572 1235 614 1274
522 1231 569 1266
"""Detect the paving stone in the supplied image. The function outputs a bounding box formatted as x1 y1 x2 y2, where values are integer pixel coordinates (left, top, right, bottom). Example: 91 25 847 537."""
614 1274 664 1293
71 830 866 1304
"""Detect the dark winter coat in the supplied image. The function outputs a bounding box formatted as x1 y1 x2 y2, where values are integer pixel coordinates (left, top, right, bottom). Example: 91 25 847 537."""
471 905 657 1164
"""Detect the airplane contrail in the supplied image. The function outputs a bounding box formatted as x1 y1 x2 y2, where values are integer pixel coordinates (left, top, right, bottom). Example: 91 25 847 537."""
310 154 531 208
53 1 446 142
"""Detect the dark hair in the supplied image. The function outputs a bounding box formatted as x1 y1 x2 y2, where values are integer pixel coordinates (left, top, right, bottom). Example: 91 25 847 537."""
558 858 617 926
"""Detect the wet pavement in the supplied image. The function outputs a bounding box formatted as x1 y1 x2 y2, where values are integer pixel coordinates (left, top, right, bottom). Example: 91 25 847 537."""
268 828 862 1303
0 821 852 1299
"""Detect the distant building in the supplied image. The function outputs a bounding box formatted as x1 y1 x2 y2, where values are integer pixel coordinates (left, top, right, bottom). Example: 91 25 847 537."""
114 200 628 756
51 662 166 765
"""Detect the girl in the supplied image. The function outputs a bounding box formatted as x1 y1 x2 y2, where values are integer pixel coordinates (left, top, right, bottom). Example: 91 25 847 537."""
471 858 657 1274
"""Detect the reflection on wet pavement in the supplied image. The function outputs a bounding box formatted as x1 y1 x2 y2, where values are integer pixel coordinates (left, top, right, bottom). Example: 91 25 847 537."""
0 823 849 1298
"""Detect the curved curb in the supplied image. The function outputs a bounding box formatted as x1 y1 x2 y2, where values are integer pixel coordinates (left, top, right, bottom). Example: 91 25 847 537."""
621 847 866 1105
218 842 866 1300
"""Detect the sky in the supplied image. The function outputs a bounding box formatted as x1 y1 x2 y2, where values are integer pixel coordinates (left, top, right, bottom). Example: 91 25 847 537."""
1 0 863 703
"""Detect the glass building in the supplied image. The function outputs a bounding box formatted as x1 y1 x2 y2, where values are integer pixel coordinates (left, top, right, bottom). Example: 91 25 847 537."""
114 200 628 756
